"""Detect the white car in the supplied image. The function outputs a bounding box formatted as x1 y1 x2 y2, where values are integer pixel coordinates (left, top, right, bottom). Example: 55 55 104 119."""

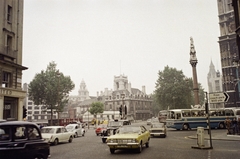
149 123 167 138
41 126 74 145
65 123 85 138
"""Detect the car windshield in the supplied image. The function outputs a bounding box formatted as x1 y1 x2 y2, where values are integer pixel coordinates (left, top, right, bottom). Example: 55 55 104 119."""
118 127 141 134
65 125 74 130
41 128 55 133
108 121 123 127
152 123 164 128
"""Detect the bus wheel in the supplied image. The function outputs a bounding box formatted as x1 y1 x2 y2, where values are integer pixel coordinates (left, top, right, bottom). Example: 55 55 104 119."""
182 124 189 130
218 122 225 129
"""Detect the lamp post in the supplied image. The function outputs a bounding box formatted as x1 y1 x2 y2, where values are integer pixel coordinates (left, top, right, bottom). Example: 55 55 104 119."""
56 70 61 125
121 94 125 119
233 56 240 108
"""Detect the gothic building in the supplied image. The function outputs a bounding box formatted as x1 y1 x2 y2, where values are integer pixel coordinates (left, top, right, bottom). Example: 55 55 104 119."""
207 61 224 108
217 0 240 107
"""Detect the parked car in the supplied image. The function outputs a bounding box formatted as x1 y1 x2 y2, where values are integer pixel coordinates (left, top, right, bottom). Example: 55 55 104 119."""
149 123 167 138
0 121 50 159
106 125 150 154
102 120 124 143
65 123 85 138
41 126 74 145
95 124 107 136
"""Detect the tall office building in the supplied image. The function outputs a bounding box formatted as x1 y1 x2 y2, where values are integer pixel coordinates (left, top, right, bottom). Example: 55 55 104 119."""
0 0 27 120
217 0 239 107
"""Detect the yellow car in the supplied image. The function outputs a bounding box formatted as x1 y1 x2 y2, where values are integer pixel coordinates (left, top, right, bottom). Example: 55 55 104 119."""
106 125 150 154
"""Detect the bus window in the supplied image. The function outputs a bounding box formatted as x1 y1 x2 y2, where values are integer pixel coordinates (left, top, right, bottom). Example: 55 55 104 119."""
225 109 234 116
176 113 181 119
182 110 190 117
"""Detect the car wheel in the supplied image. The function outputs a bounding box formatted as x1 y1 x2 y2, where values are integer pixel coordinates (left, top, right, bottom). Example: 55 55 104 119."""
75 132 78 138
69 136 73 143
218 122 225 129
137 141 143 153
53 138 58 146
110 148 115 154
145 139 150 148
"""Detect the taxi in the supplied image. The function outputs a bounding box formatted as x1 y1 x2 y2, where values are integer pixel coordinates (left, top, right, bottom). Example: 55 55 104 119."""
106 125 150 154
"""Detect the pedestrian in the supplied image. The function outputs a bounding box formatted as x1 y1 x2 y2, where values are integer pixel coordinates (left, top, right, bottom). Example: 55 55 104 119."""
224 116 231 135
231 117 237 135
238 118 240 135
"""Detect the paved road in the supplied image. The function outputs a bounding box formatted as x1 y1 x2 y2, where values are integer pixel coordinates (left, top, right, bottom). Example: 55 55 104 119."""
49 121 239 159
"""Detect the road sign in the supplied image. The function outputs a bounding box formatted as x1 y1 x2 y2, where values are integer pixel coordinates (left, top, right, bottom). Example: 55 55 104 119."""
209 92 229 104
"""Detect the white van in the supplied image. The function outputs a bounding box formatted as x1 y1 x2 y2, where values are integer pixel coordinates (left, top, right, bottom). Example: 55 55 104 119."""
65 123 85 138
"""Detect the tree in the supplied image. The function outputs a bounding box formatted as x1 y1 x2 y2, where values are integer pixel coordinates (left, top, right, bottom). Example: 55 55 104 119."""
154 66 204 110
28 61 75 125
89 102 104 116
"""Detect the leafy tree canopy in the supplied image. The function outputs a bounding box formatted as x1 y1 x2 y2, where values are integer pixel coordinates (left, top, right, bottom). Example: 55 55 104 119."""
154 65 205 111
89 102 104 115
28 61 75 123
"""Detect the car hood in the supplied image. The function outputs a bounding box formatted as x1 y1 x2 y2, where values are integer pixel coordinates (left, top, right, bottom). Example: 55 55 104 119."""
108 133 140 139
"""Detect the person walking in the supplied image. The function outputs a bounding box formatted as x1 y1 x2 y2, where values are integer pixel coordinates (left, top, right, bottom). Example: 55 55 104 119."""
231 117 237 135
225 116 232 135
238 118 240 135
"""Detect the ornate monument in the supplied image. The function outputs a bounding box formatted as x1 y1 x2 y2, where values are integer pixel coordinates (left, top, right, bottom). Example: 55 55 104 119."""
189 37 200 105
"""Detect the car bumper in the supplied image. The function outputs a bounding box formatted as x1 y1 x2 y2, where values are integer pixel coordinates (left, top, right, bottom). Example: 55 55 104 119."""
150 133 166 137
107 143 140 149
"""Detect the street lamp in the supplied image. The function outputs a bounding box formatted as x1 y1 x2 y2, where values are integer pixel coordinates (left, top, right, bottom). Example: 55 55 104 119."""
121 94 125 118
233 56 240 108
56 70 61 125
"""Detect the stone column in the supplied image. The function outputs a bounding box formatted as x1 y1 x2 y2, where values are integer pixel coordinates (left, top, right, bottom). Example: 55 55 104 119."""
18 97 24 121
189 37 200 105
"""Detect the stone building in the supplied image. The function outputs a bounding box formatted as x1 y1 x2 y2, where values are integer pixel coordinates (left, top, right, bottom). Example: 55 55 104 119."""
0 0 27 120
217 0 240 107
101 74 153 120
207 61 224 108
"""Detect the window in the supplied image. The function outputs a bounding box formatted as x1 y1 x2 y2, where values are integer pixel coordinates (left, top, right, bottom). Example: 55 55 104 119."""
7 5 12 23
2 72 11 88
6 35 12 54
28 102 33 105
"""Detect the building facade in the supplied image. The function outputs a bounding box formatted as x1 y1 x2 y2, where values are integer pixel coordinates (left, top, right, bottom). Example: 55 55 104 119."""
102 75 153 120
217 0 240 107
207 61 224 108
0 0 27 120
23 83 57 124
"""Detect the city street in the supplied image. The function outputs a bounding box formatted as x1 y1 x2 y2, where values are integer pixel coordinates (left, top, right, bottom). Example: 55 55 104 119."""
49 121 239 159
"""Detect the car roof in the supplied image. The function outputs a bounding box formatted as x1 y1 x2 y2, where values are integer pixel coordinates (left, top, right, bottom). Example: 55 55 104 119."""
42 126 64 128
0 121 38 126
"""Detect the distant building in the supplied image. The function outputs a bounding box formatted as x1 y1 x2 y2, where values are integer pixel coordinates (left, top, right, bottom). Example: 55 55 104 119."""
0 0 28 120
23 83 57 124
71 75 153 121
207 61 224 108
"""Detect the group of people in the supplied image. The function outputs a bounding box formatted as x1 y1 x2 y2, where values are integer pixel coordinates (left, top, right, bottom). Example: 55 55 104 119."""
224 117 240 135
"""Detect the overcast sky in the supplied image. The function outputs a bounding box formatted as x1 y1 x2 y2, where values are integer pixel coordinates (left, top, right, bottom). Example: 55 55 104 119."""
22 0 220 96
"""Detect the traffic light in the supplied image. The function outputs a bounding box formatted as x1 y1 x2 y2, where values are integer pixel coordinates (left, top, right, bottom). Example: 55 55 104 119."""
23 106 27 119
119 105 122 116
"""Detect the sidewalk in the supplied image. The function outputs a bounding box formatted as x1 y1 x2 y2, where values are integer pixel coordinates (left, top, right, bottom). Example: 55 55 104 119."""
188 132 240 141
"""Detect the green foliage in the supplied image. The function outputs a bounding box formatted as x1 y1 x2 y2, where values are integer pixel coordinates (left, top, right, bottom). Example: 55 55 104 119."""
154 66 205 110
89 102 104 115
28 61 75 124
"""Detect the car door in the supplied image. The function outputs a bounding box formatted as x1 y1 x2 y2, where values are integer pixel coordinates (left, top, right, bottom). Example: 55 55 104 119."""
140 126 148 144
56 128 63 142
62 128 69 142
